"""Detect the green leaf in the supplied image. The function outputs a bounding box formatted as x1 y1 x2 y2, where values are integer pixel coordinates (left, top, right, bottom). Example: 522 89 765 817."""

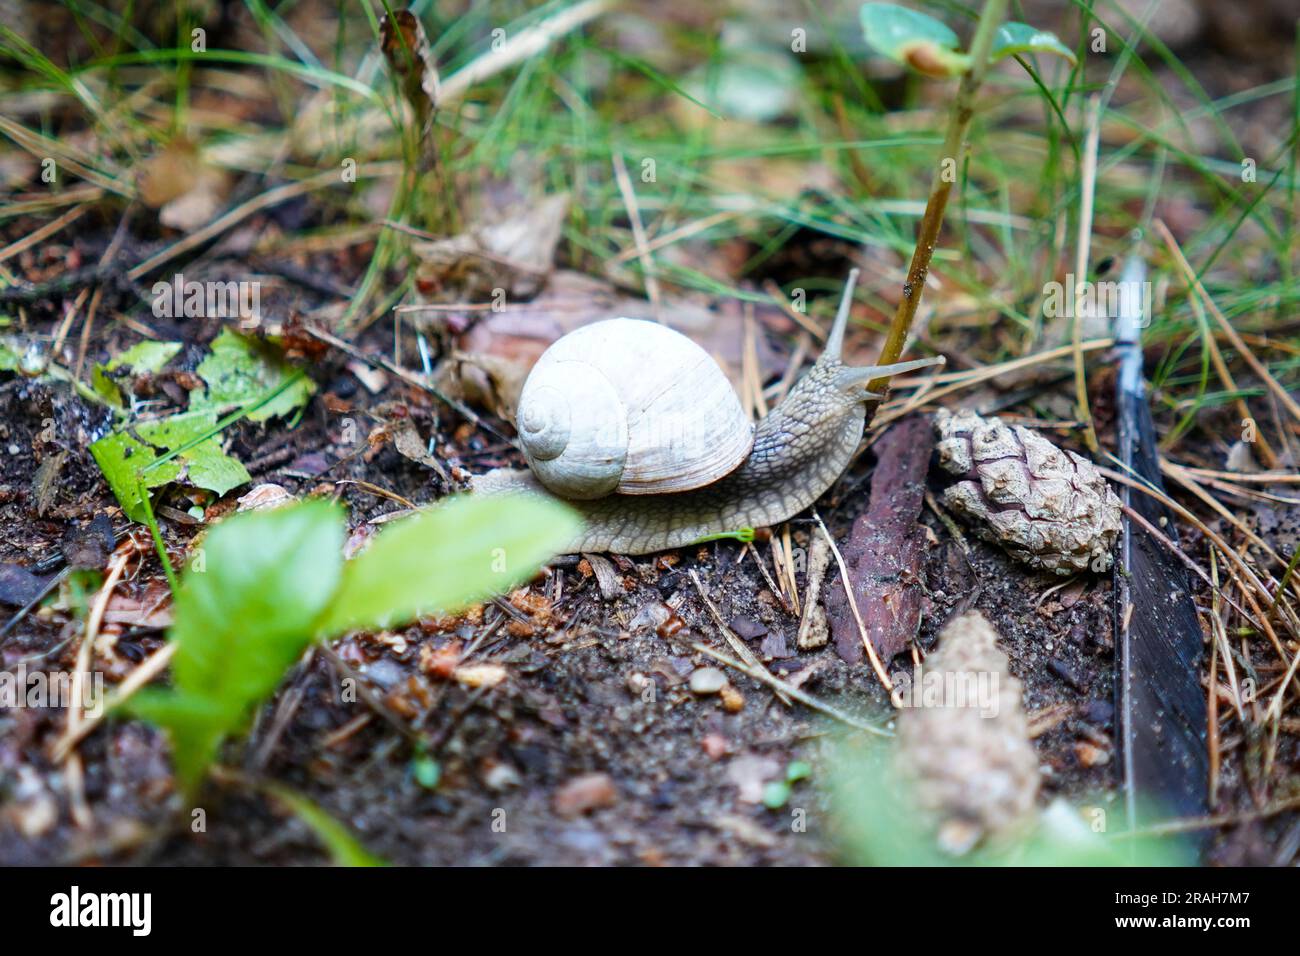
127 495 576 798
90 333 312 520
136 412 251 496
412 754 441 790
194 328 314 421
90 429 181 522
317 494 580 637
92 370 123 406
178 440 251 497
114 340 185 373
90 410 251 521
990 22 1077 66
860 3 972 77
126 500 346 794
170 500 345 697
762 780 792 809
92 340 183 406
127 689 233 795
263 784 387 867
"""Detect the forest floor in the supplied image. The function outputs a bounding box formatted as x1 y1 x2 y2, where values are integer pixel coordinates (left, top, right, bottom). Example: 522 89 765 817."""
1 0 1298 866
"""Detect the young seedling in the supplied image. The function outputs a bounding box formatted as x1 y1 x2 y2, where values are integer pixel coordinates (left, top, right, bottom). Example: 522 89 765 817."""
126 494 579 801
856 1 1075 397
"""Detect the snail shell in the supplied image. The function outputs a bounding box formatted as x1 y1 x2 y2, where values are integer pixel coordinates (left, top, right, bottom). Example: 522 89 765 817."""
516 318 754 500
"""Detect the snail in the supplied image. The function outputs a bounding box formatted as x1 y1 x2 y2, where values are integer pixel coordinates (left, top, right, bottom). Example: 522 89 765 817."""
473 269 943 554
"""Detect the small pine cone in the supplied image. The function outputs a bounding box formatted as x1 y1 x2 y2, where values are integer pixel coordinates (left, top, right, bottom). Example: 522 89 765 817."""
895 611 1039 855
933 408 1121 574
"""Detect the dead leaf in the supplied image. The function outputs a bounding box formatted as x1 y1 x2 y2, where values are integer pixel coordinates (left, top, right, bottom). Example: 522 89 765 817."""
159 167 230 233
371 403 449 482
380 9 439 130
441 351 531 422
138 139 200 207
411 192 569 302
31 449 67 517
796 532 831 649
139 139 230 232
581 552 623 600
102 588 174 629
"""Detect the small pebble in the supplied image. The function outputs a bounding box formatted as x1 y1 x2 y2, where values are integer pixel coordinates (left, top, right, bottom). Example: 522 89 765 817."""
689 667 727 695
728 615 767 640
1082 698 1114 725
720 685 745 713
553 773 618 817
760 631 791 659
626 672 652 697
701 733 729 759
1074 741 1111 767
1048 657 1088 692
482 761 520 791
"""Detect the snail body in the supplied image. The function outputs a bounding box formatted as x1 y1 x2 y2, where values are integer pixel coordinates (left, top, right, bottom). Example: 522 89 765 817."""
474 270 942 554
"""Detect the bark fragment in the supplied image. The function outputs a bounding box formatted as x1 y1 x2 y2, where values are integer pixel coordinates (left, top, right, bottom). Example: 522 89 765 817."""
825 415 932 663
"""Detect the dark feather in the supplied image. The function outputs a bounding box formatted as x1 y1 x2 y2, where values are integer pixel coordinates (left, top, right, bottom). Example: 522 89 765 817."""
1113 253 1209 833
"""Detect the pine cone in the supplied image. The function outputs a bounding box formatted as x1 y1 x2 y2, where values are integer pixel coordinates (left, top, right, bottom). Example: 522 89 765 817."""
934 408 1121 574
895 611 1039 855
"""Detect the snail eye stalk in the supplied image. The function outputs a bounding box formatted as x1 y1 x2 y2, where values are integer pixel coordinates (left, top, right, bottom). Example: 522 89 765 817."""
834 356 945 390
821 267 861 364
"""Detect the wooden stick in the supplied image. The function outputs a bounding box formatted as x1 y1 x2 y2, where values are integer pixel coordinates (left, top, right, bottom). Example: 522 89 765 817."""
867 0 1009 394
53 550 129 762
1071 95 1102 452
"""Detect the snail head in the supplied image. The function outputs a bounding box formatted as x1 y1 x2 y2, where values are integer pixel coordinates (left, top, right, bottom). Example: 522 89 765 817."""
816 268 945 397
